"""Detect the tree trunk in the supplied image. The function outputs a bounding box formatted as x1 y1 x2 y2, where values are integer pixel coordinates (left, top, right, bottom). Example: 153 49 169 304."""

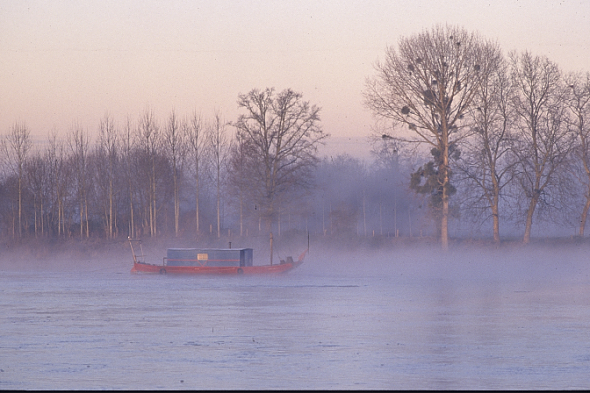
269 232 273 266
84 198 89 238
441 198 449 250
195 159 200 235
523 196 539 244
195 180 200 234
239 195 243 237
151 161 157 237
441 125 450 251
174 165 179 237
109 178 113 238
491 171 501 243
216 197 221 238
579 194 590 236
129 189 135 238
18 172 22 238
41 199 44 236
492 204 500 243
216 167 221 238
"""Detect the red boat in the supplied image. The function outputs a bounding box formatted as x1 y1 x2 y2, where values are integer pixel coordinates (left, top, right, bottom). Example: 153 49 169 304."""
129 239 305 275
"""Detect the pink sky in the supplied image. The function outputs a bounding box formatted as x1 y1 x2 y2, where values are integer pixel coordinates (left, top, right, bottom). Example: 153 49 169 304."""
2 0 590 155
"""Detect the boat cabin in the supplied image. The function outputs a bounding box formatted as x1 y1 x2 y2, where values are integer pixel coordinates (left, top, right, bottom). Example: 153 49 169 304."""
165 248 253 267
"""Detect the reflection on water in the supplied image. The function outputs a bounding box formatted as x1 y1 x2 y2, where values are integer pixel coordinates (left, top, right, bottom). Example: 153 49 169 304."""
1 245 590 389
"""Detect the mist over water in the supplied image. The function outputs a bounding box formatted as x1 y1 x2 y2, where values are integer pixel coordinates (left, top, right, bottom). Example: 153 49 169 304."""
2 241 590 389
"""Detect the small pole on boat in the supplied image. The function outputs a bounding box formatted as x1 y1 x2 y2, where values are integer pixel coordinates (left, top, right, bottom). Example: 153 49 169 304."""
270 232 273 266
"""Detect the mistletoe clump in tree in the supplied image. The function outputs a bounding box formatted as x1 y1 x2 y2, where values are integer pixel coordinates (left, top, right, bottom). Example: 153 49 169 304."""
410 144 460 235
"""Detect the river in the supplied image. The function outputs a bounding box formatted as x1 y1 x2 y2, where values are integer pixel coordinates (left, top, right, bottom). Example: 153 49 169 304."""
2 242 590 389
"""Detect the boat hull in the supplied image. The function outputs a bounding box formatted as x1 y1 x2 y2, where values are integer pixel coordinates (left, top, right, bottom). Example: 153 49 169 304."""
131 261 303 275
131 250 306 275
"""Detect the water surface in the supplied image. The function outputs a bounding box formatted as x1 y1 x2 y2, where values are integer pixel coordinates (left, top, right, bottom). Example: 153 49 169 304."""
2 245 590 389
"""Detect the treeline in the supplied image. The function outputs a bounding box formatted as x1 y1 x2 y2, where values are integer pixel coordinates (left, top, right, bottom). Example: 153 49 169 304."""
0 90 420 244
5 25 590 247
365 25 590 245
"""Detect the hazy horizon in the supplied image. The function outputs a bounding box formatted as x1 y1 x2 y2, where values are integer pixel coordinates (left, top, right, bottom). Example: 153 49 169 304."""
2 0 590 149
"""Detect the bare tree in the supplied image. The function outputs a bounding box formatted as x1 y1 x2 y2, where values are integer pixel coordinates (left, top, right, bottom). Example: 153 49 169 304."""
364 25 501 249
163 110 185 237
233 88 328 233
137 109 160 237
368 133 417 238
318 155 366 237
509 51 575 243
564 72 590 236
97 114 119 238
228 131 253 237
68 125 91 238
25 151 48 237
2 122 32 237
456 55 515 242
209 111 230 238
188 112 207 235
122 117 137 238
45 132 70 236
